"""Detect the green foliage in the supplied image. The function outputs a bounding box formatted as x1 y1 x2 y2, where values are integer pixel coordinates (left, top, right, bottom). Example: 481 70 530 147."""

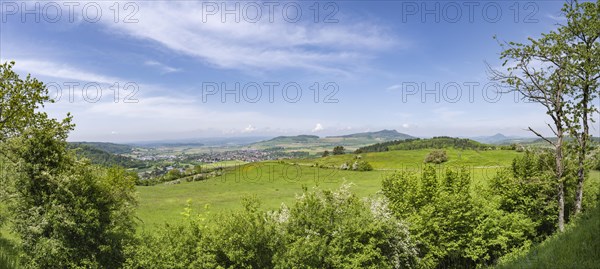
352 160 373 171
356 137 492 153
424 150 448 164
495 203 600 269
0 236 19 269
67 143 146 168
332 146 345 155
592 150 600 171
322 150 329 157
0 61 52 140
490 151 559 239
382 166 538 268
275 185 417 268
127 184 419 269
69 142 135 154
4 116 137 268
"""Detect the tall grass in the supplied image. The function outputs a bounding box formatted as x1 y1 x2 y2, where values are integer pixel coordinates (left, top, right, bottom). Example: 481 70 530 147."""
495 203 600 269
0 237 18 269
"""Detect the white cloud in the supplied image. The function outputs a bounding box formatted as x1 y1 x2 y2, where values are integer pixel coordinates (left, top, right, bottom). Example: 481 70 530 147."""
312 123 324 132
98 1 400 73
144 60 181 74
402 123 410 128
242 124 256 133
386 84 401 91
8 59 122 84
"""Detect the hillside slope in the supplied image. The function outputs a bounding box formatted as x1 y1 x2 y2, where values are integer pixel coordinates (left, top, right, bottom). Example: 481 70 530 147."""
69 142 135 154
249 130 415 152
326 129 414 140
68 143 147 168
495 204 600 269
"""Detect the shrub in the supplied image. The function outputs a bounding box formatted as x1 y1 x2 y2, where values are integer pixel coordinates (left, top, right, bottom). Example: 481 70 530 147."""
127 185 419 269
381 166 536 268
273 184 418 268
333 146 345 155
352 160 373 171
424 150 448 164
6 119 137 269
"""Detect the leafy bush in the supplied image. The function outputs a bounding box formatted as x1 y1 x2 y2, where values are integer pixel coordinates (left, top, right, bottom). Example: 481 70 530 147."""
126 185 419 269
5 118 137 269
333 146 345 155
352 160 373 171
381 166 537 268
424 150 448 164
490 151 559 239
274 185 417 268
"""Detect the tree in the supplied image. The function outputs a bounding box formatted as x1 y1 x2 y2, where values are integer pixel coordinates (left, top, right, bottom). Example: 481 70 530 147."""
6 116 137 268
490 151 559 238
332 146 345 155
556 0 600 215
322 150 330 157
490 30 571 231
491 0 600 228
0 61 137 268
0 61 52 141
0 60 62 244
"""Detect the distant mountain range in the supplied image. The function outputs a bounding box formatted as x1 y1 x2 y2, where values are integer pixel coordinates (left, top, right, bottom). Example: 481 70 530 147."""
470 133 537 145
327 129 415 140
249 130 414 150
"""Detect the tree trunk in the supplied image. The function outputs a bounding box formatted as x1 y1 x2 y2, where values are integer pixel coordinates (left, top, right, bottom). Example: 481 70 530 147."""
574 86 589 215
556 134 565 232
558 180 565 232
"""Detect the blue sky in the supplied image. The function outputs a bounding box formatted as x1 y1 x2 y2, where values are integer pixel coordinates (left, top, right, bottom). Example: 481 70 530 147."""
2 0 596 142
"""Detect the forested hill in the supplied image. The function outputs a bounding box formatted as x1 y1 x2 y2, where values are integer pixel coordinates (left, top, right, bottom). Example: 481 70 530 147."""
69 142 135 154
326 129 414 140
355 137 492 153
67 143 146 168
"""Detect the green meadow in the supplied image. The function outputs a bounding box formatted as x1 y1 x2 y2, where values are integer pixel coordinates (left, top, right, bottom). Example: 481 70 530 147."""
136 149 523 229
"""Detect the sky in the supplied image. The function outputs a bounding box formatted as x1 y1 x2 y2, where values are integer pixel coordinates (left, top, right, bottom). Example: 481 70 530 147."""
1 0 598 142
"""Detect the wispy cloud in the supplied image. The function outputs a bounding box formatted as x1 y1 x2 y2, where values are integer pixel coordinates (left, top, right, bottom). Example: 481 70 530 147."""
8 59 122 84
386 84 402 91
144 60 181 74
98 1 400 74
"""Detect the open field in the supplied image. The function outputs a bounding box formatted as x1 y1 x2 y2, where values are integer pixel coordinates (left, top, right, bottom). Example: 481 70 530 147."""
292 148 521 169
136 149 524 229
136 162 388 230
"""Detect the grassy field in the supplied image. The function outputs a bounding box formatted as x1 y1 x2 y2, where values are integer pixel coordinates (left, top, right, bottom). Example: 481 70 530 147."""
293 148 521 169
136 149 523 230
136 162 388 230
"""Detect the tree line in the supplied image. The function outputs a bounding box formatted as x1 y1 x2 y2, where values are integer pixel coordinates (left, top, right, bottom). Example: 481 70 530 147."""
355 137 492 153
